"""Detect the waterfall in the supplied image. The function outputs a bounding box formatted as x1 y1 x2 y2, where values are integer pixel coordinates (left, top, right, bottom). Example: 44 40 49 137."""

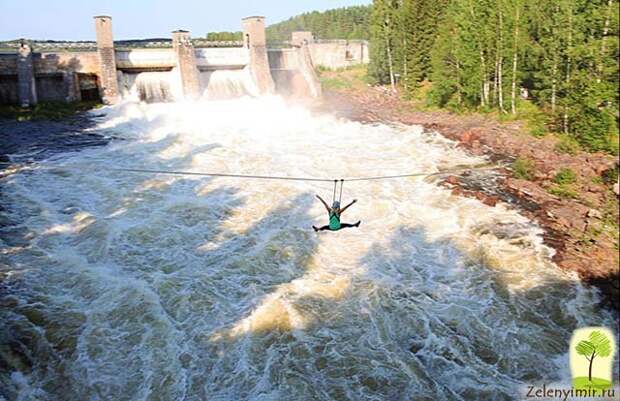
119 70 180 103
199 67 258 99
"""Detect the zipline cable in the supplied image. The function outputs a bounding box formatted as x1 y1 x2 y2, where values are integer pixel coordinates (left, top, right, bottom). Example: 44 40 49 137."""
110 167 336 182
0 162 498 183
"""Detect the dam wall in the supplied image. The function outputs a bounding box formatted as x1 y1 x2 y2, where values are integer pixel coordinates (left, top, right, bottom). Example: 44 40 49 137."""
0 17 368 105
308 40 369 70
268 43 321 98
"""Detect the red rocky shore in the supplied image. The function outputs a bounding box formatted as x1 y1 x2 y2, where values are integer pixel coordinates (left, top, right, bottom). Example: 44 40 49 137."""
314 87 619 309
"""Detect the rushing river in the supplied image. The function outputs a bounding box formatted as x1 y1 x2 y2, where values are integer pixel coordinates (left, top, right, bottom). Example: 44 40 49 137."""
0 97 616 401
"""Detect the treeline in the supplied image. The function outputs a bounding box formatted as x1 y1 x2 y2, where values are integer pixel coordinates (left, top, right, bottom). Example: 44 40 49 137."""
266 6 372 41
369 0 619 153
205 32 243 41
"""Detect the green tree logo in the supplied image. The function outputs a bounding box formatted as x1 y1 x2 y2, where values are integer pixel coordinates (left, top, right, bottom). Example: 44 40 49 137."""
573 330 613 390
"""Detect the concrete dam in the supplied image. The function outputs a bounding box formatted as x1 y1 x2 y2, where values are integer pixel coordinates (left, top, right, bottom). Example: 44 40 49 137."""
0 16 369 106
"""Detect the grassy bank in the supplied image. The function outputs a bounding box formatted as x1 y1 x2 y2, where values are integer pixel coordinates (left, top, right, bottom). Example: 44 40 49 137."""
317 65 369 91
0 101 103 121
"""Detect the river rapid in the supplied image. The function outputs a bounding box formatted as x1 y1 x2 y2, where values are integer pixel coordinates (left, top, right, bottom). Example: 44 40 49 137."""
0 97 616 401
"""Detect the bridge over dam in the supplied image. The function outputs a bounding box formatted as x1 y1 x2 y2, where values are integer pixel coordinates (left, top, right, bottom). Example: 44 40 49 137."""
0 16 369 106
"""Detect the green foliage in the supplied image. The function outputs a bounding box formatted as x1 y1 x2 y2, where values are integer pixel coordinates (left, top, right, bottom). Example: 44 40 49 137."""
573 377 612 392
548 166 580 199
366 0 619 154
320 76 352 90
511 157 536 180
499 101 550 137
517 102 549 137
576 340 596 356
567 83 618 153
319 65 368 90
548 184 578 199
205 32 242 41
0 101 102 121
266 6 371 41
368 0 448 91
554 134 582 155
602 165 619 185
553 168 577 185
589 330 612 357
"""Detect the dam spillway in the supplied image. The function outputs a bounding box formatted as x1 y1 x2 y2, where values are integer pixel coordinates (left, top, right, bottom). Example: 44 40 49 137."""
0 16 369 106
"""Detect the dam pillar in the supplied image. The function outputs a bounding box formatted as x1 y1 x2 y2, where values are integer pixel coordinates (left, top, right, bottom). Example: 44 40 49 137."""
297 42 322 98
290 31 322 98
172 30 201 100
94 16 119 104
17 40 37 107
242 16 275 95
63 72 81 102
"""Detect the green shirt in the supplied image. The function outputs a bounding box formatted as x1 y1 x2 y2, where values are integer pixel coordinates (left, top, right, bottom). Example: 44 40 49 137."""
329 211 341 230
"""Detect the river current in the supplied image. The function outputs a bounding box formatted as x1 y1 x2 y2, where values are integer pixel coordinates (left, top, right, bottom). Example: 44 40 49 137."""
0 97 615 401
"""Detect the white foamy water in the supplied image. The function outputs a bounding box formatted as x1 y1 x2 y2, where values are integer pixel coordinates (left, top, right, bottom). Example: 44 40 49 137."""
0 97 615 401
119 68 257 103
120 71 181 103
200 69 258 99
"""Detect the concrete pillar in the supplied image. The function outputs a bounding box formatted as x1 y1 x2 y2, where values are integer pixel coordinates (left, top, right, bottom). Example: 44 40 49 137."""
172 30 200 100
297 43 322 98
63 71 80 102
17 40 37 107
242 16 275 95
94 16 119 104
291 31 314 46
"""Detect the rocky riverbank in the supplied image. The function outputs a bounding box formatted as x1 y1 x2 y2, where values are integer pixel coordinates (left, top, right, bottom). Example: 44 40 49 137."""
315 86 619 309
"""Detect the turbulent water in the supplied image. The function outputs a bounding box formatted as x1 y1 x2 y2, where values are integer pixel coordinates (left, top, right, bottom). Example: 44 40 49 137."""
0 97 616 401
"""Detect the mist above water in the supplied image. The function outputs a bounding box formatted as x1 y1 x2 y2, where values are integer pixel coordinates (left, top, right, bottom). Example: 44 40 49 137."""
0 97 615 401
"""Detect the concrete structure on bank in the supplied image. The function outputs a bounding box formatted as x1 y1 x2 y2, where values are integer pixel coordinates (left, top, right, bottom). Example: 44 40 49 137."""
0 16 369 105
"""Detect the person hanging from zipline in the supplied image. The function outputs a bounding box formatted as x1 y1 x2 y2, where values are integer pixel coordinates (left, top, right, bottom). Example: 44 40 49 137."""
313 180 360 232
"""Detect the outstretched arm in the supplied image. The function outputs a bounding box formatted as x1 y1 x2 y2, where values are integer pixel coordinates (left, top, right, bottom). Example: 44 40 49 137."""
339 199 357 214
316 195 330 212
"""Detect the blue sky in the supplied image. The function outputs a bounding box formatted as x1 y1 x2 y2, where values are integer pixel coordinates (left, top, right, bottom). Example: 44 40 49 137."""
0 0 371 40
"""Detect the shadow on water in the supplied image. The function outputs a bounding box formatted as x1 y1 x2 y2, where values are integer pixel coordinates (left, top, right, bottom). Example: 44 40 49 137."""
0 148 322 401
0 175 242 400
0 123 231 400
201 225 617 401
175 192 321 400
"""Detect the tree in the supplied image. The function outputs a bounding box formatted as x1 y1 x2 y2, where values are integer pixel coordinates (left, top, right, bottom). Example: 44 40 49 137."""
286 0 618 154
575 330 612 383
368 0 398 87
